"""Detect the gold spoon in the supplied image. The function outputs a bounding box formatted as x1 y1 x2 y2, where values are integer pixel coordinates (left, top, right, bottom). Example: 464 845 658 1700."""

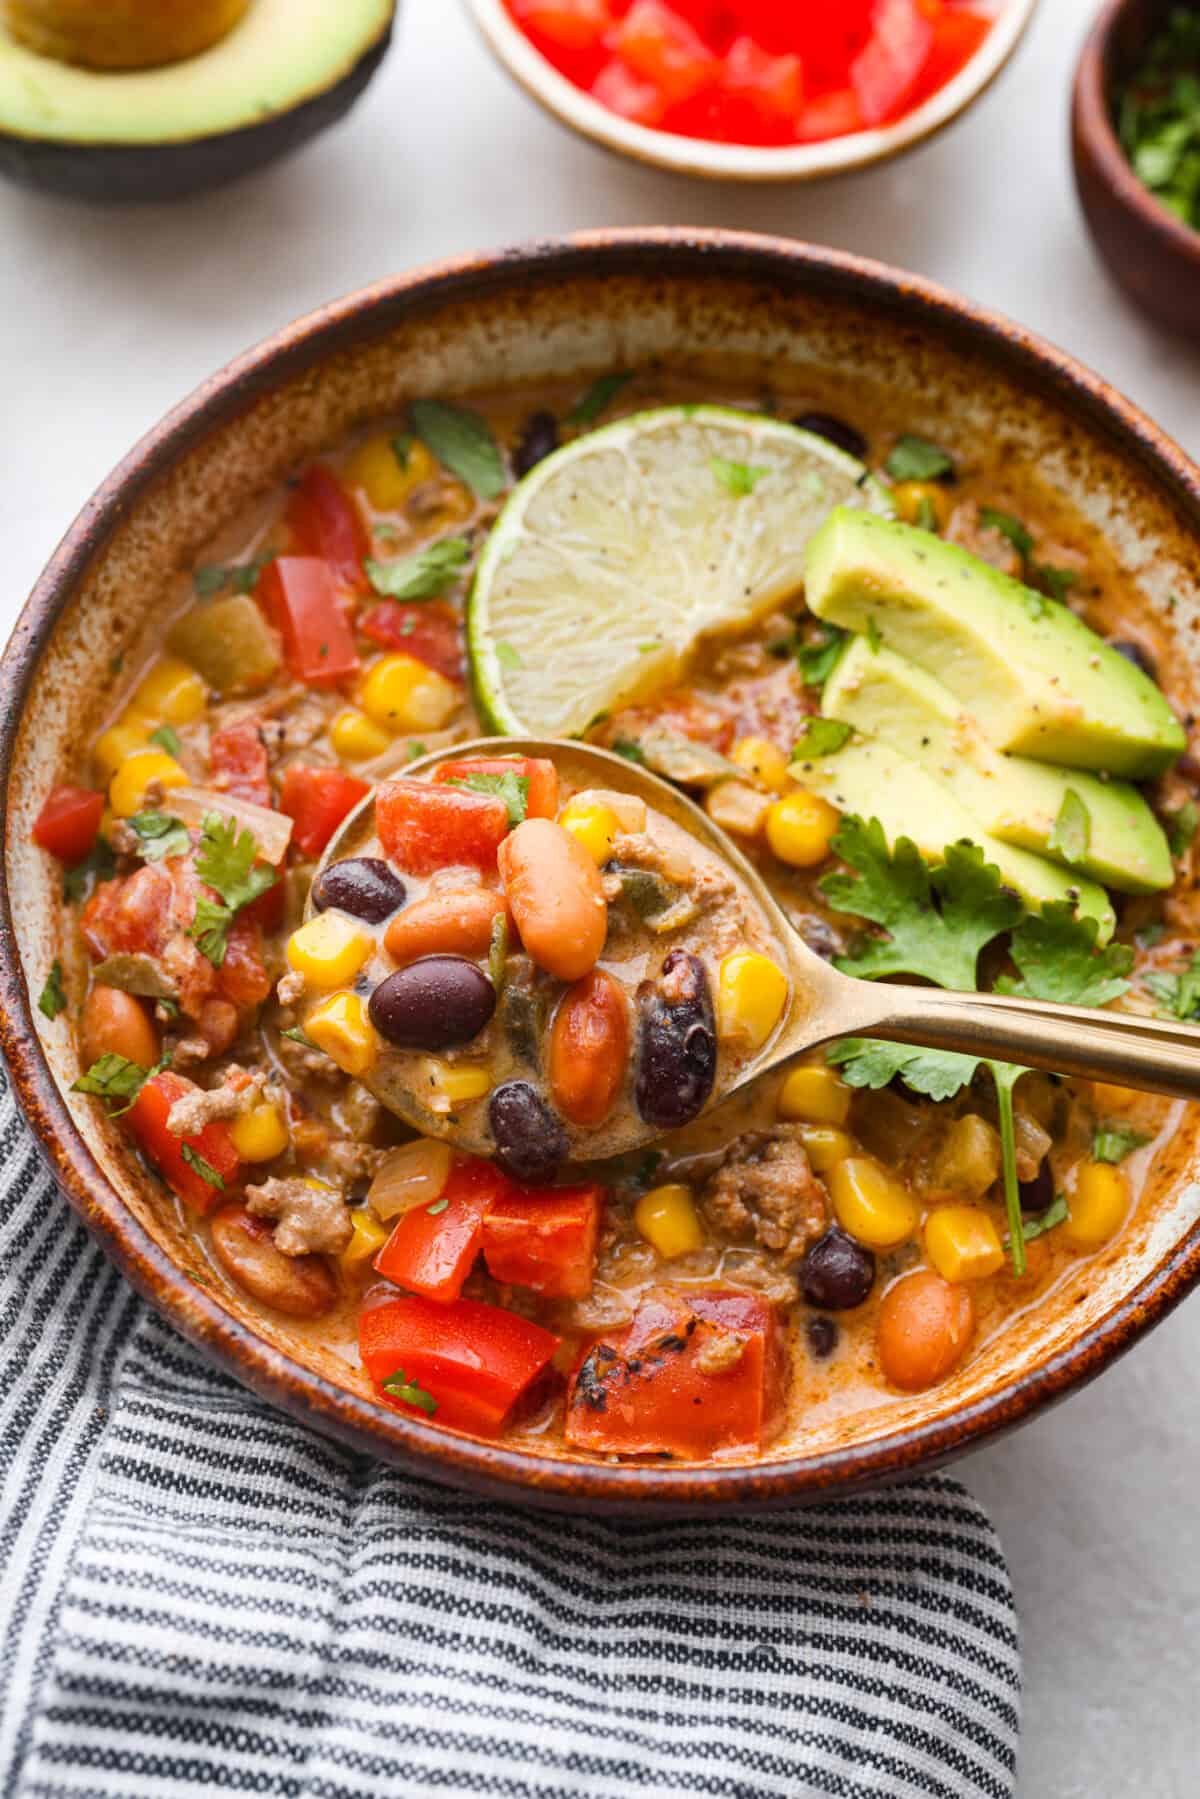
312 737 1200 1160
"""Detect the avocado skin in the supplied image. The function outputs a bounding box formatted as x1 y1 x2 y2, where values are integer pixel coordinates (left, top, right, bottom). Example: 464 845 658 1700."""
0 19 392 203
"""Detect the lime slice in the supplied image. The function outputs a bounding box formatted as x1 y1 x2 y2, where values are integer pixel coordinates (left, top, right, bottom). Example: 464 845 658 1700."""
469 405 892 738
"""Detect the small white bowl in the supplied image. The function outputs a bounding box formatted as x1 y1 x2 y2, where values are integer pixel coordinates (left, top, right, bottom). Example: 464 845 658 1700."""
467 0 1040 183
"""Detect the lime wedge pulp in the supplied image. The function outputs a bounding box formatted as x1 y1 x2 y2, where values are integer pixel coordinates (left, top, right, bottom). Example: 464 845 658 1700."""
468 405 892 738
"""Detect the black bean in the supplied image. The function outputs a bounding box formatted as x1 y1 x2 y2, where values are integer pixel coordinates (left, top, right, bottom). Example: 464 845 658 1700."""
313 857 406 924
800 1229 876 1310
512 410 560 479
634 950 717 1131
792 411 868 461
806 1316 839 1359
1019 1160 1055 1214
1109 639 1157 679
489 1081 568 1184
369 956 494 1051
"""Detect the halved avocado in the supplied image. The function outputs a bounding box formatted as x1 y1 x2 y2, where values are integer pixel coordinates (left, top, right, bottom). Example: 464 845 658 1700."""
0 0 396 202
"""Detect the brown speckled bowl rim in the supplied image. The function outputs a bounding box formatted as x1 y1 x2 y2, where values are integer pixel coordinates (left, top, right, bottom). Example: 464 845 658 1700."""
3 229 1200 1513
1072 0 1200 272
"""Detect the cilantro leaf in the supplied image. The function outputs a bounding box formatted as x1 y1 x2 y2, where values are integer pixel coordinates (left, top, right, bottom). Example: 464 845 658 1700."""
364 535 471 602
1003 903 1132 1008
792 718 854 760
980 506 1034 558
570 371 634 426
821 821 1023 992
189 813 277 967
1146 949 1200 1020
1048 789 1091 867
885 435 955 483
410 399 506 499
1007 1191 1068 1247
611 738 646 764
63 837 115 903
444 771 529 828
1035 564 1079 603
191 895 236 968
827 1037 979 1102
38 960 67 1021
381 1366 438 1415
794 623 848 687
711 457 769 497
72 1051 164 1116
128 811 190 863
180 1143 225 1191
1093 1126 1150 1164
193 550 273 598
149 724 182 757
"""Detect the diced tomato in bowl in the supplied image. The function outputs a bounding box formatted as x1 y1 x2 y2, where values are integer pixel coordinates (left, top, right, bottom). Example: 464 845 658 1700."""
376 779 513 875
360 600 465 682
279 765 371 859
33 785 104 864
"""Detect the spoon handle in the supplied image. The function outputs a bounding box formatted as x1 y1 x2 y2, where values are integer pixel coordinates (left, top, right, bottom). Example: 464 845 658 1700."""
844 982 1200 1100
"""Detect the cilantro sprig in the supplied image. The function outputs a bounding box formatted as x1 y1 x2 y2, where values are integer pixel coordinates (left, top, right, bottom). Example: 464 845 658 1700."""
189 813 277 967
444 771 529 828
364 535 471 602
410 399 506 500
128 811 191 863
72 1051 167 1116
38 961 67 1021
381 1367 438 1415
793 623 848 688
979 505 1080 605
792 718 854 761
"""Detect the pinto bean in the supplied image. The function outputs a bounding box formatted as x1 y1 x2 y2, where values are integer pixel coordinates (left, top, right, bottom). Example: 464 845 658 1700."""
81 985 160 1070
384 888 508 966
548 970 629 1126
876 1270 974 1392
497 818 607 982
209 1205 337 1318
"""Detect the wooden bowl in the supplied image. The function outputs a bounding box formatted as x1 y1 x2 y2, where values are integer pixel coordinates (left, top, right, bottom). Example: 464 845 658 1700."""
467 0 1041 183
1072 0 1200 340
4 230 1200 1512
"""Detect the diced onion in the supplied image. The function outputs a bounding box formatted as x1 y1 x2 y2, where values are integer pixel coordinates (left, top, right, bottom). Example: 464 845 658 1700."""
367 1139 453 1220
166 785 293 865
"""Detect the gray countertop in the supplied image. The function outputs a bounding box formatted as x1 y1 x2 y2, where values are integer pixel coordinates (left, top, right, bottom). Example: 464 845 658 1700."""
2 1 1197 1790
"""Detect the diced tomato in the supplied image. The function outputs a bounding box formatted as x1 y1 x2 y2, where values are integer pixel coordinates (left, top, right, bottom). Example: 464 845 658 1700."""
82 863 176 962
243 880 287 934
374 1158 515 1303
796 85 865 142
433 756 558 822
33 785 105 865
285 465 370 595
376 780 511 876
259 558 361 689
217 917 274 1012
510 0 613 52
850 0 934 124
127 1070 241 1215
359 599 464 682
564 1288 787 1458
591 58 668 125
908 7 990 106
208 718 271 808
360 1291 560 1435
482 1183 602 1300
707 34 803 144
609 1 721 107
279 765 370 860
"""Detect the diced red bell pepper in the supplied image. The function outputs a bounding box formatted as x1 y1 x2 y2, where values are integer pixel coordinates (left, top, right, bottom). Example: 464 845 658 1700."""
360 599 465 682
127 1070 241 1215
564 1288 787 1459
33 785 105 865
433 756 559 822
482 1183 602 1300
609 1 722 107
374 1158 515 1303
360 1291 560 1435
208 718 271 808
796 86 865 142
376 779 512 876
850 0 934 125
708 34 803 144
285 465 370 595
259 557 361 689
279 765 370 860
591 58 669 125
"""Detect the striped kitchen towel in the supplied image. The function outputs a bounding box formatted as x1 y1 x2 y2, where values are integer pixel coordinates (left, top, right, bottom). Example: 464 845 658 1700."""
0 1073 1021 1799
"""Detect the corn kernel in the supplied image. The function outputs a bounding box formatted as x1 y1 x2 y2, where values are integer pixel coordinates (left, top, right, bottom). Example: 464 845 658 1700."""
765 790 840 868
93 717 151 781
924 1205 1004 1282
892 480 952 532
127 656 207 726
558 797 619 865
635 1183 705 1259
359 654 458 735
330 707 393 763
230 1102 289 1164
108 747 189 817
705 780 770 838
829 1156 920 1250
716 950 789 1052
1063 1161 1129 1249
342 1206 390 1272
779 1065 852 1127
344 433 436 512
304 990 378 1074
416 1056 492 1111
287 916 374 991
729 736 790 792
796 1124 855 1175
1090 1080 1142 1115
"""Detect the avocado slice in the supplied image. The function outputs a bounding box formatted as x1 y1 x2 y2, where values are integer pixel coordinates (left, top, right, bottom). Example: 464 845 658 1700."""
824 640 1173 893
0 0 395 202
805 509 1185 780
795 734 1116 942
